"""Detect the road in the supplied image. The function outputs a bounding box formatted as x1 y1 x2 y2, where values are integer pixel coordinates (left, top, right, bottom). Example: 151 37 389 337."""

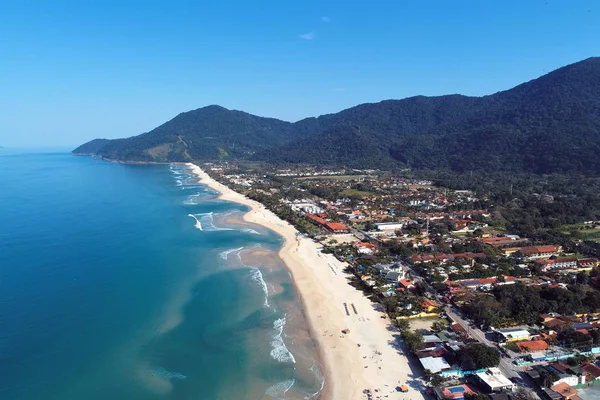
444 306 519 379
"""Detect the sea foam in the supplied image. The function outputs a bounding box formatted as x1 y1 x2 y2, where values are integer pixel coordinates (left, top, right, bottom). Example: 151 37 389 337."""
219 247 244 260
150 367 187 381
265 378 295 399
188 214 203 231
270 317 296 363
248 267 270 308
192 212 233 232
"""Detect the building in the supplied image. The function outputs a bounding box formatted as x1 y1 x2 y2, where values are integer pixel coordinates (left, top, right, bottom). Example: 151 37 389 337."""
375 222 404 231
475 368 515 392
535 258 578 271
419 356 451 374
304 214 349 233
581 363 600 381
494 328 531 343
516 246 561 259
325 222 349 233
516 340 549 352
385 271 403 283
356 242 377 255
577 258 599 270
550 383 579 400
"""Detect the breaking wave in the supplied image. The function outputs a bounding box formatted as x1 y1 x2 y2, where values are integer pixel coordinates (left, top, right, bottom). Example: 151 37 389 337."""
265 378 295 399
270 317 296 364
187 214 202 231
241 228 261 235
191 212 232 232
219 246 244 260
248 267 270 308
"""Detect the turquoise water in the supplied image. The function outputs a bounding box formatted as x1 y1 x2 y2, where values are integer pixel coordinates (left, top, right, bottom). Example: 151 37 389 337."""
0 150 322 399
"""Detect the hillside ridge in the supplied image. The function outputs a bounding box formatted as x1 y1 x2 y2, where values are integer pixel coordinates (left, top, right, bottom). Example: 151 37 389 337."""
74 57 600 174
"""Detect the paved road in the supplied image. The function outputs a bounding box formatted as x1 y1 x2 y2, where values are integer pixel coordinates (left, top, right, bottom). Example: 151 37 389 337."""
444 306 520 379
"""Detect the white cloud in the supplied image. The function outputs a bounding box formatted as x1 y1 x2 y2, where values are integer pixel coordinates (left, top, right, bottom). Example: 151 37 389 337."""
299 32 315 40
321 16 331 22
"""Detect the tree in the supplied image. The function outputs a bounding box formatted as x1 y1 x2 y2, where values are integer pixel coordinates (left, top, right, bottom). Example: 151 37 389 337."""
460 343 500 370
431 321 447 332
429 373 445 387
402 330 424 352
504 342 521 353
465 394 490 400
381 295 399 314
395 318 410 332
539 368 560 387
513 388 537 400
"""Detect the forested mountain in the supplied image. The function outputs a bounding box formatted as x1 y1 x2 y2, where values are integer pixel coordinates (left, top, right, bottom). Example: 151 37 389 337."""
73 105 297 162
74 57 600 174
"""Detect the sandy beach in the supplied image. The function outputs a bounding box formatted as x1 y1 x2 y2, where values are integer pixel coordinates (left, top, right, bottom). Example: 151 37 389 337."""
187 163 425 400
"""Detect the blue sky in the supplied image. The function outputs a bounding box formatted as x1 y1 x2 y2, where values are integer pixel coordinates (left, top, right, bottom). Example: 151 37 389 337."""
0 0 598 147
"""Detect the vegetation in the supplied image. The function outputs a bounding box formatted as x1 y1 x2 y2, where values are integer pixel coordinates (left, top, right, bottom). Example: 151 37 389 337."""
74 58 600 176
464 284 600 328
459 343 500 370
401 330 424 352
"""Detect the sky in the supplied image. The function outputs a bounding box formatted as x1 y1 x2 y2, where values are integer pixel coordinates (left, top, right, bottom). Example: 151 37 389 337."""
0 0 598 147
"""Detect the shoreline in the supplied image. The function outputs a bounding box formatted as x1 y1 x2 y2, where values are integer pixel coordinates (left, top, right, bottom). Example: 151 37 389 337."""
187 163 425 400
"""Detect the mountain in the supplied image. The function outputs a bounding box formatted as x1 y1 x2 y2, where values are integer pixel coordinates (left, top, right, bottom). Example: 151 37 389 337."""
73 105 297 162
74 57 600 174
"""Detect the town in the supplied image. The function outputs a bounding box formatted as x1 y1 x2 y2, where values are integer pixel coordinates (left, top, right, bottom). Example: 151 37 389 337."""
204 162 600 400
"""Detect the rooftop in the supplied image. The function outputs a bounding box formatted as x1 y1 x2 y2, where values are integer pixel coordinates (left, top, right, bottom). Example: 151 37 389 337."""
419 356 451 373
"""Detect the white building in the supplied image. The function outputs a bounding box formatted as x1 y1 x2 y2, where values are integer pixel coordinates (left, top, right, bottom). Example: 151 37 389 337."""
475 368 515 392
375 222 404 231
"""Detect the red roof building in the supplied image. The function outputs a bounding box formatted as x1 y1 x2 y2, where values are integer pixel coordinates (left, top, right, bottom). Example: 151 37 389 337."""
516 340 549 352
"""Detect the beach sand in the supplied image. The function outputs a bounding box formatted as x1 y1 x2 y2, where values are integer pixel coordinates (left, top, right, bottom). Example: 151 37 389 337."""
187 163 425 400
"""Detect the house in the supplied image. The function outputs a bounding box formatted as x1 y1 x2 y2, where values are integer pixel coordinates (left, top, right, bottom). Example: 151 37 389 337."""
451 323 468 336
422 299 440 312
550 383 580 400
356 242 377 255
399 279 415 290
451 252 486 261
385 271 403 283
375 263 402 275
422 334 444 347
494 328 530 343
419 356 451 374
475 368 515 393
581 363 600 381
516 340 549 352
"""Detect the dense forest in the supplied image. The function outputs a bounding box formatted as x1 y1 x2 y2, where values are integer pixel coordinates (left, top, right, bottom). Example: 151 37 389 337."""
74 57 600 174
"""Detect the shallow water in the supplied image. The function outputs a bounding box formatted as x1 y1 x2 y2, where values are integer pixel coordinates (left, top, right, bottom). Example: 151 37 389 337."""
0 151 322 399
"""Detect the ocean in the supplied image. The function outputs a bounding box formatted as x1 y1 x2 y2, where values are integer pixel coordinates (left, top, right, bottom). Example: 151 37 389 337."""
0 149 323 399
